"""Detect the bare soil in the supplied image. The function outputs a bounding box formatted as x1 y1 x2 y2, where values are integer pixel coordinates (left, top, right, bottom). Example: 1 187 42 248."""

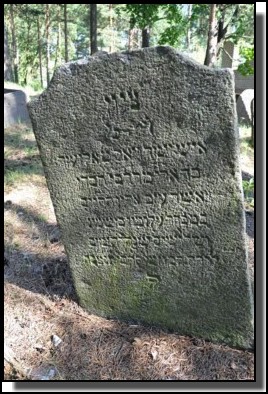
4 124 254 381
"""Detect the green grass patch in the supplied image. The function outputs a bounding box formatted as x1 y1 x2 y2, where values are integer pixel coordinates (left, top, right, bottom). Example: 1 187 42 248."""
36 213 48 222
239 125 254 153
4 123 44 187
242 178 254 208
239 125 254 174
23 146 38 156
4 165 44 187
240 138 254 156
5 125 37 154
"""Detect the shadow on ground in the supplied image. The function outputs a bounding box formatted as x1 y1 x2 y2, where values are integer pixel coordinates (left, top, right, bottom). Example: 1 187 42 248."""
4 201 77 302
4 125 44 181
245 212 254 238
4 157 44 179
51 317 254 380
4 280 254 381
4 124 36 148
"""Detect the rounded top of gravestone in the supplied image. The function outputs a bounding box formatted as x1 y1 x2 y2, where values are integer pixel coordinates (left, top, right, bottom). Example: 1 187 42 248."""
28 46 234 110
57 45 233 74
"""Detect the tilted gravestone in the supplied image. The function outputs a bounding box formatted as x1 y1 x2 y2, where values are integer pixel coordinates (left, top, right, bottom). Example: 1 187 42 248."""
28 46 253 348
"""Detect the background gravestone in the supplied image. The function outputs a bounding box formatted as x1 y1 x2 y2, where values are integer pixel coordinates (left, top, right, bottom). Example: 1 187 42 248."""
28 46 253 348
4 88 31 128
236 89 254 126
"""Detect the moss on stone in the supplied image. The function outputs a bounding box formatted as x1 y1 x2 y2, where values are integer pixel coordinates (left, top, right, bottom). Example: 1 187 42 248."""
75 256 253 349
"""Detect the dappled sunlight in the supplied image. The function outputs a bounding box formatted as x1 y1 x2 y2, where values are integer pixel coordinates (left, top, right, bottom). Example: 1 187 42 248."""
130 334 194 380
239 125 252 141
4 79 254 381
4 281 254 380
4 172 46 190
4 183 56 224
240 153 254 179
4 124 46 191
238 126 254 179
4 126 38 159
4 282 63 379
4 209 58 260
4 123 33 134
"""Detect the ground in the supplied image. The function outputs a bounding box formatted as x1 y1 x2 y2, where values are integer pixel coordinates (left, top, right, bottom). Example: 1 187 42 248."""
4 123 254 381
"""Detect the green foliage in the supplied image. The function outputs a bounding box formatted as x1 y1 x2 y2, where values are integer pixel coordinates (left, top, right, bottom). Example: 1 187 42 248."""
97 4 129 51
242 178 254 207
120 4 191 49
29 79 43 92
4 3 255 88
158 26 182 46
123 4 161 29
228 4 254 45
158 5 188 47
238 46 254 76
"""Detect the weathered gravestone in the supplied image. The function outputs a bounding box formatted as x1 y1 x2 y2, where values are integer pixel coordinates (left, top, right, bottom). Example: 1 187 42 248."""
28 46 253 348
4 88 31 128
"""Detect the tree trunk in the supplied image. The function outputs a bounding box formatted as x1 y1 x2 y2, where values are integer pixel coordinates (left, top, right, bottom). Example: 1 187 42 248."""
109 4 114 53
142 27 150 48
186 4 192 50
128 28 140 50
45 4 50 86
23 13 32 85
204 4 217 67
128 28 133 50
58 18 62 64
10 4 18 83
251 98 254 147
4 25 13 81
90 4 98 55
216 5 239 59
64 4 68 62
54 6 62 69
37 16 43 88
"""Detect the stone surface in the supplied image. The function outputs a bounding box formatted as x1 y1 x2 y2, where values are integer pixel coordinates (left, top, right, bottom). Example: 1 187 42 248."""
4 88 31 128
236 89 254 126
28 46 253 348
234 71 254 95
221 41 236 69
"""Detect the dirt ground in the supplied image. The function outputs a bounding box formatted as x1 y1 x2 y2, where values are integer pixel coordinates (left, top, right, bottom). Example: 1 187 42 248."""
4 124 254 381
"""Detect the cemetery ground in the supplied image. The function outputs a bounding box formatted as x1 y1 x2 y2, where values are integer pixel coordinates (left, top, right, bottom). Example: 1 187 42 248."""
4 123 254 381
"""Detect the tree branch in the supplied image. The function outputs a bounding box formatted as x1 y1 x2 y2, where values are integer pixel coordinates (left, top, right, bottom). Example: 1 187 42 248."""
225 33 253 41
221 5 239 39
217 44 241 64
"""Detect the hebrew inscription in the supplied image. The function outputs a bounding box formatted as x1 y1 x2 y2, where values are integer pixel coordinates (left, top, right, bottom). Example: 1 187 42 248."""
29 46 253 348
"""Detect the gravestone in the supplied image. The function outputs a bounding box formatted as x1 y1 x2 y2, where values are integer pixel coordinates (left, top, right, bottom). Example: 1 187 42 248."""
28 46 253 348
221 41 236 69
236 89 254 126
4 88 31 128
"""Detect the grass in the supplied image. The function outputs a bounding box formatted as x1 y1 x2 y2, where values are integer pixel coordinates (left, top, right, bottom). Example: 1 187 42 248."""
239 125 254 155
240 137 254 157
4 123 254 381
242 178 254 209
4 124 45 188
5 167 43 187
36 213 48 223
